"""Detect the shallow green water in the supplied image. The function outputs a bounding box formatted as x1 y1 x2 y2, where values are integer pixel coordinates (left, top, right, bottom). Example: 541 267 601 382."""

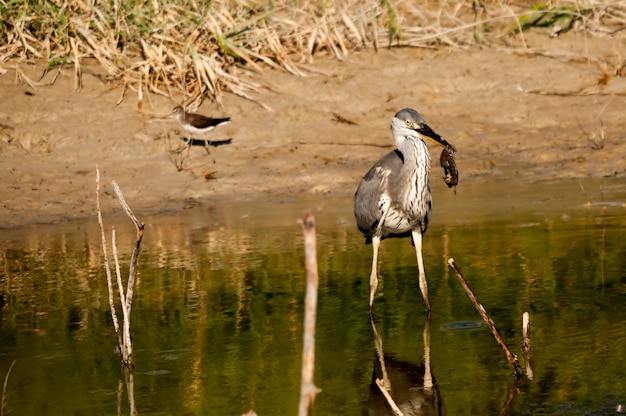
0 178 625 415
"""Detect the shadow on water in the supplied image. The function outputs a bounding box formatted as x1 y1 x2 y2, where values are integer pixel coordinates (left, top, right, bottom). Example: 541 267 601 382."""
0 178 625 415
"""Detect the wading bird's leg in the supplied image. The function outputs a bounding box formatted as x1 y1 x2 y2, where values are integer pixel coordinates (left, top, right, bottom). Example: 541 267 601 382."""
204 132 214 154
369 235 381 313
412 230 431 311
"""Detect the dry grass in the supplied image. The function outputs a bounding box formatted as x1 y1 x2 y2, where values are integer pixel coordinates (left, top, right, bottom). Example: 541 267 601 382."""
0 0 624 107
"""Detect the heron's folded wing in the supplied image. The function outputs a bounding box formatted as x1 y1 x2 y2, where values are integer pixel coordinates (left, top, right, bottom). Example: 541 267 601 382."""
354 150 404 236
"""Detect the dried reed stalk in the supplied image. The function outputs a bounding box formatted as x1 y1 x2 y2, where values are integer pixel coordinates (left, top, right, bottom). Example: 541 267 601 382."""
2 1 623 107
297 212 321 416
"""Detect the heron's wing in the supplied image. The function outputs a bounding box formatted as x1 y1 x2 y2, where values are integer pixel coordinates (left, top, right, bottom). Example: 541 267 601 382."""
354 150 404 237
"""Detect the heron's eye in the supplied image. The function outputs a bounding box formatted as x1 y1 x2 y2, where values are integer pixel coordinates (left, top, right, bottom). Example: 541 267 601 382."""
405 119 411 126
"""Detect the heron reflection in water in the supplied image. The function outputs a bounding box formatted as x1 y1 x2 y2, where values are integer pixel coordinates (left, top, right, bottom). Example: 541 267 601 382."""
368 314 446 415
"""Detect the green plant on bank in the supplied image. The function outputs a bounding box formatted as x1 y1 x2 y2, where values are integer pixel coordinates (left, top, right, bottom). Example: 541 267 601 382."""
0 1 624 107
515 3 593 35
381 0 401 46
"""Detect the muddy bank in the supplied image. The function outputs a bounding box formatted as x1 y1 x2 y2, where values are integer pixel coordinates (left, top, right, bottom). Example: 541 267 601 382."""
1 32 624 228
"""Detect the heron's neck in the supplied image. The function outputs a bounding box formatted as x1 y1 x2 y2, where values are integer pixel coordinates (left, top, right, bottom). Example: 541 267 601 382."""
394 136 432 215
399 136 431 174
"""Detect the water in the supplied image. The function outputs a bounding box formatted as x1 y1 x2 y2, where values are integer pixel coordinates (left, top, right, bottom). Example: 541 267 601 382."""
0 178 625 415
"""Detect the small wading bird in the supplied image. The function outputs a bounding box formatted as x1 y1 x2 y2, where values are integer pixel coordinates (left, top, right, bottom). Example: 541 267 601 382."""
354 108 456 313
168 105 230 146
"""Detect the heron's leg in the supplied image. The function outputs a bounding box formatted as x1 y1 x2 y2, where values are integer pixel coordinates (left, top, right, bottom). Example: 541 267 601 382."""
369 235 381 313
412 230 431 311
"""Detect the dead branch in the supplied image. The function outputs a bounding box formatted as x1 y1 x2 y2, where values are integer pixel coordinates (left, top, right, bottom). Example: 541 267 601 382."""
297 212 322 416
96 168 145 367
447 258 525 378
111 227 132 364
500 378 523 416
96 166 123 351
111 181 144 315
122 366 138 416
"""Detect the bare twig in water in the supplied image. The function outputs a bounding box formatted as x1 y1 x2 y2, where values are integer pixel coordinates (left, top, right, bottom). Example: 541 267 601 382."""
111 228 131 361
522 312 534 380
121 366 138 416
96 166 124 352
96 166 145 367
1 360 16 416
447 258 524 378
297 212 322 416
111 180 144 312
500 378 524 416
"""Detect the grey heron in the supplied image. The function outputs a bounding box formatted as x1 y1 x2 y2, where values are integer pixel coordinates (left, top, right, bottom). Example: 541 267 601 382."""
354 108 456 312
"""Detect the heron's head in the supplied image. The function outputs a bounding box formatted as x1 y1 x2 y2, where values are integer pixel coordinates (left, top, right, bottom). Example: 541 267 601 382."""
392 108 456 151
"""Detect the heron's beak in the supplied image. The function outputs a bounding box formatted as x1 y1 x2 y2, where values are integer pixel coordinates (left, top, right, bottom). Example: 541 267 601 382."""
414 122 456 152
